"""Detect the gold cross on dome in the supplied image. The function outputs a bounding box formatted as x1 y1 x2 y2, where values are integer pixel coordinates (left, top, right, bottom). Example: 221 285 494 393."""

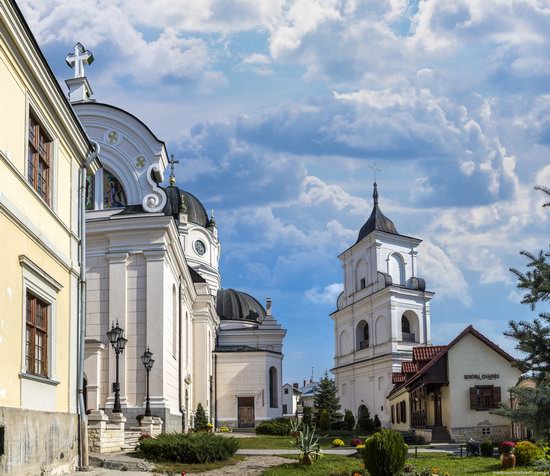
168 154 180 185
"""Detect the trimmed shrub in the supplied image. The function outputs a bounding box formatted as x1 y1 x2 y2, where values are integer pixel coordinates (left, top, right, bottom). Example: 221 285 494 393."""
139 432 239 464
343 409 356 431
255 420 290 436
374 414 381 430
319 409 330 432
480 439 494 457
362 429 408 476
194 403 208 431
515 441 543 466
329 419 346 431
358 407 375 433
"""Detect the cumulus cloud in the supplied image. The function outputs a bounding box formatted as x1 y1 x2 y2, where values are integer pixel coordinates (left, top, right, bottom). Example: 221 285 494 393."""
305 283 344 304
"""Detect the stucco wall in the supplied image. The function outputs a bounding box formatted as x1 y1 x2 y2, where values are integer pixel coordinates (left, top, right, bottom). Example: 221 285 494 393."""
0 407 78 475
447 333 521 437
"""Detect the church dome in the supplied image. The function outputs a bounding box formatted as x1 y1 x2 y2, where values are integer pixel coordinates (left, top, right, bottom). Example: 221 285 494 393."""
181 190 209 227
356 183 398 243
216 288 267 322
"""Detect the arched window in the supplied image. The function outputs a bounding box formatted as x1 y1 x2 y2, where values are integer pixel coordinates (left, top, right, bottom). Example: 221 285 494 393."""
356 320 369 350
103 169 127 208
389 253 405 286
172 285 178 358
355 259 368 291
401 311 419 343
269 366 278 408
401 315 411 334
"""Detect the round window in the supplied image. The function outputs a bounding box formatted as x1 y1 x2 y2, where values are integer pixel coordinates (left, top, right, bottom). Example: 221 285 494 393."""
194 240 206 256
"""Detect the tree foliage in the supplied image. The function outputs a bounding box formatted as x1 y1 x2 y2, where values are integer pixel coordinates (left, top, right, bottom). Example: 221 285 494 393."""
313 371 341 422
343 409 356 431
194 402 208 431
495 185 550 440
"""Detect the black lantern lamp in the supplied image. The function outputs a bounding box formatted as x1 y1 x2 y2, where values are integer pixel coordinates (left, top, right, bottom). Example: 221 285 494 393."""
107 320 127 413
141 347 155 416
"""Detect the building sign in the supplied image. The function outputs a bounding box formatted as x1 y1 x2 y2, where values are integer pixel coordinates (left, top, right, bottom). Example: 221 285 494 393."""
464 374 499 380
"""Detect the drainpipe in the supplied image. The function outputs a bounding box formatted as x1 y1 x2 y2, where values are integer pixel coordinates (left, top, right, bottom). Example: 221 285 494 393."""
179 281 185 431
77 141 100 469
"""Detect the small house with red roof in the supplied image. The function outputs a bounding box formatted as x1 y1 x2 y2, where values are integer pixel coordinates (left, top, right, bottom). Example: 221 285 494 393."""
387 326 522 442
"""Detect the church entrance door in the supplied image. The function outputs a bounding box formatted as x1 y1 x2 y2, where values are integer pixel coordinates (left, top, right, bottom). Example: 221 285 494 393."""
237 397 255 428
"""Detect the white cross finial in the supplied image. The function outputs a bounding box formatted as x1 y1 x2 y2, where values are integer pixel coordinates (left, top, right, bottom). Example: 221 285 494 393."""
66 43 94 79
369 162 382 182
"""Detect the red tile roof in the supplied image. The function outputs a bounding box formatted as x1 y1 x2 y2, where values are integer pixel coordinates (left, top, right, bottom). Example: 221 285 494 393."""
413 345 446 362
392 373 406 383
402 361 418 374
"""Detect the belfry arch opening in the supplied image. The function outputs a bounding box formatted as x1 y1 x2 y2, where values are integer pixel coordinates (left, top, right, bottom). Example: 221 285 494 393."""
356 320 369 350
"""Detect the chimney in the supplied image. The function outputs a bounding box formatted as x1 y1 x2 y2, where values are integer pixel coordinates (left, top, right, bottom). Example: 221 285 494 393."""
293 383 299 389
266 298 272 318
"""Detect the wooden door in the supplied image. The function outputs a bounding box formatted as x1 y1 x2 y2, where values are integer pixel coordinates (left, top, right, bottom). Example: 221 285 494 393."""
238 397 255 428
434 392 442 426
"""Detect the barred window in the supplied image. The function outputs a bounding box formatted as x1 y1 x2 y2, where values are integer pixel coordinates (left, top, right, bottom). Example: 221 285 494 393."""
26 292 49 377
28 113 52 204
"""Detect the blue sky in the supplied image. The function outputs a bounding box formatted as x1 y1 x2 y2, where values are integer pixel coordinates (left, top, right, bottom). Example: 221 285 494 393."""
23 0 550 384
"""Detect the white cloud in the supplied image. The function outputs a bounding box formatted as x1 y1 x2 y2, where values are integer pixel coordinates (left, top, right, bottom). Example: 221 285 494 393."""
305 283 343 304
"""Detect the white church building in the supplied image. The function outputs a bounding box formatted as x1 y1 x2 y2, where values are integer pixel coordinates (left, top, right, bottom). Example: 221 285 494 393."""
331 183 433 426
64 44 286 431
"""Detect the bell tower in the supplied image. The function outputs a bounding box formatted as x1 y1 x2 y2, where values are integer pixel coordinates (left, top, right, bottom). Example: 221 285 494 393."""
331 182 433 425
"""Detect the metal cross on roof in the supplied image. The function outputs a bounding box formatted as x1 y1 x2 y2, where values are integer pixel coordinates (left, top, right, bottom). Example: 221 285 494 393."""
65 43 94 79
369 162 381 182
168 154 180 185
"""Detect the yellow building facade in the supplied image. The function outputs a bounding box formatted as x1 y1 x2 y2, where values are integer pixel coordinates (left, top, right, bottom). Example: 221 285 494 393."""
0 0 96 473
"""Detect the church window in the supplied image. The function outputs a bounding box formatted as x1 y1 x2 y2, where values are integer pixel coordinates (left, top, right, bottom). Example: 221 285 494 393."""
356 321 369 350
25 291 50 377
283 404 288 414
360 277 366 289
284 388 289 395
28 112 52 205
103 169 127 208
401 312 419 343
172 285 178 359
269 366 278 408
85 172 95 210
402 315 411 334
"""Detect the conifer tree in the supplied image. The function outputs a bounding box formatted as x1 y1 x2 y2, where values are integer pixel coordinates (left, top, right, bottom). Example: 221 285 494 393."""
313 371 342 422
494 185 550 440
194 402 208 431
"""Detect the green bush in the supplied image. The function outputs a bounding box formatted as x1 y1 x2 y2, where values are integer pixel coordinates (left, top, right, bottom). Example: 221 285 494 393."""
480 439 495 457
343 409 355 431
515 441 543 466
194 402 208 431
319 409 331 432
255 420 290 436
358 407 375 432
139 432 239 463
362 429 408 476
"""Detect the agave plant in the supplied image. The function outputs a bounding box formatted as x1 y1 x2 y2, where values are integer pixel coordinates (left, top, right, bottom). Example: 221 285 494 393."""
293 424 323 465
289 418 301 437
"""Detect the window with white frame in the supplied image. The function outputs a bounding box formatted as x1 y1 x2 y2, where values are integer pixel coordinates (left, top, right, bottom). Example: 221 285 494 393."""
20 255 61 381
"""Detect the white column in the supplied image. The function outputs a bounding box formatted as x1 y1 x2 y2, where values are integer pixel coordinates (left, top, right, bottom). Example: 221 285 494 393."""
106 252 128 409
144 250 169 409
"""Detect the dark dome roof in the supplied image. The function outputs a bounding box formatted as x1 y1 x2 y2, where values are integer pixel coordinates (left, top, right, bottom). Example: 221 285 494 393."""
356 183 398 243
181 190 209 227
216 288 266 322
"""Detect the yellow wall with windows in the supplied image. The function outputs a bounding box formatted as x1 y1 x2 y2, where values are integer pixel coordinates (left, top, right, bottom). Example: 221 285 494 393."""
0 0 91 415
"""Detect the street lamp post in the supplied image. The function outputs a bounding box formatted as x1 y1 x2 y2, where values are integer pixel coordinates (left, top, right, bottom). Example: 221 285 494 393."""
141 347 154 417
107 321 127 413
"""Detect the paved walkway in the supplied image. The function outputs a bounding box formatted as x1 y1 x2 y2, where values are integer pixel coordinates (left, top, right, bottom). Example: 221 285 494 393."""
189 456 291 475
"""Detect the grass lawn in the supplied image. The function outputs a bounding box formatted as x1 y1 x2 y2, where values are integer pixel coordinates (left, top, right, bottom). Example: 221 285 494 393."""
261 453 542 476
148 454 246 474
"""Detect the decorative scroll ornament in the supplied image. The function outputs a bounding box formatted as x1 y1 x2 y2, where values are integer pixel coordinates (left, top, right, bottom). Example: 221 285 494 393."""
142 164 167 213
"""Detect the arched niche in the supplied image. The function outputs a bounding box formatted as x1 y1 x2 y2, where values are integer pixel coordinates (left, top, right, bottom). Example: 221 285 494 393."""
269 366 278 408
356 320 369 350
355 258 368 291
401 310 420 343
388 252 405 286
339 329 350 355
